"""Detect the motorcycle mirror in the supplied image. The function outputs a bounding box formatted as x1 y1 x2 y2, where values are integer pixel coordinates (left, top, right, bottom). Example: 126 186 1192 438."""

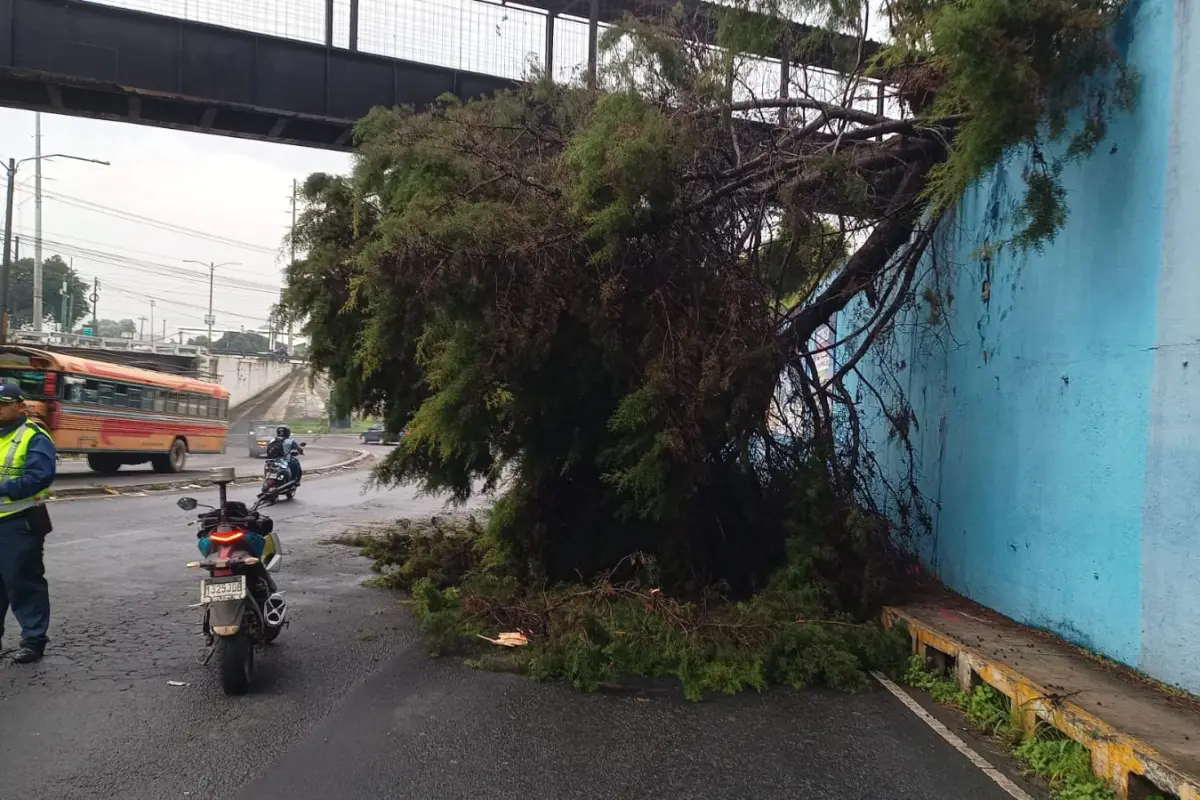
177 497 198 511
300 442 307 447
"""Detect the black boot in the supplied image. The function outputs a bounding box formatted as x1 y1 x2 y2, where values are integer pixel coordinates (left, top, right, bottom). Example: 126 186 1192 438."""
12 643 44 664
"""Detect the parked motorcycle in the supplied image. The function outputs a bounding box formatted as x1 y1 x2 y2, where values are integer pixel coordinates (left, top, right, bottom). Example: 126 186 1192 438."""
260 441 305 502
179 467 287 695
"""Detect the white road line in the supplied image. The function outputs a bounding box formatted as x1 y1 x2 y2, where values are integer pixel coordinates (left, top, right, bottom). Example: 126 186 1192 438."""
870 671 1036 800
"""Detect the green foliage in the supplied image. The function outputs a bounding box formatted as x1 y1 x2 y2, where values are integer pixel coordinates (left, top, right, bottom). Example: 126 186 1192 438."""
9 255 90 329
284 0 1131 658
905 658 1117 800
903 654 968 706
342 515 910 700
1015 735 1115 800
880 0 1134 247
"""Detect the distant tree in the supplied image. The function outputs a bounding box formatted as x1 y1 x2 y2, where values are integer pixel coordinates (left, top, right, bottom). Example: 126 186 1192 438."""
187 335 211 347
213 330 269 354
9 256 90 329
91 318 137 338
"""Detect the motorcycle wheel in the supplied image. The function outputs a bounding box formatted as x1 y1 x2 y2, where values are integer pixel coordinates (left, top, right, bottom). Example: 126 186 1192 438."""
285 489 296 500
217 631 255 695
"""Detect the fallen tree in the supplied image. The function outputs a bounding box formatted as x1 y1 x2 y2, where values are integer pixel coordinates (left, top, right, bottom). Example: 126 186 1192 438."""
283 0 1132 692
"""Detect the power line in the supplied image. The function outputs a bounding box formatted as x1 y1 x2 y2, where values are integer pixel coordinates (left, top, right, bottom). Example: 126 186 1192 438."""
104 281 270 323
39 187 281 256
11 225 275 282
11 229 283 295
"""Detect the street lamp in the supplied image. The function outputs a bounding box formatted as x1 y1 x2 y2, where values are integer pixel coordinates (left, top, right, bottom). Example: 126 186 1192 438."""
184 259 241 378
2 153 109 343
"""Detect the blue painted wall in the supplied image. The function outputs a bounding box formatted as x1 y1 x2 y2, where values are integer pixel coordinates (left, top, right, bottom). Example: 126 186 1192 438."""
851 0 1188 686
1140 0 1200 691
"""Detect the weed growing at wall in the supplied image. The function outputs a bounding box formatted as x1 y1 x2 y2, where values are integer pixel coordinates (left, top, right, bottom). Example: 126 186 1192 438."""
904 656 1121 800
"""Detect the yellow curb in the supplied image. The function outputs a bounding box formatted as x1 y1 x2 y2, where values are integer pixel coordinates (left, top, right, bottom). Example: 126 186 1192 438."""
883 606 1200 800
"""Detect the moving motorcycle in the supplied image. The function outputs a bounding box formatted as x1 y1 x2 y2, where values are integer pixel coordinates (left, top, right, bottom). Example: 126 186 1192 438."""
179 467 287 695
260 440 306 502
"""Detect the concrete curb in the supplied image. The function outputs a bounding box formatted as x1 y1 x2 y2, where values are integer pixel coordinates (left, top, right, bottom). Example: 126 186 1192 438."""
46 448 375 502
883 606 1200 800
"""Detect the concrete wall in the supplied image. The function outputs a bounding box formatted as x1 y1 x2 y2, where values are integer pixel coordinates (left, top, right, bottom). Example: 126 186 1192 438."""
850 0 1200 689
215 356 300 410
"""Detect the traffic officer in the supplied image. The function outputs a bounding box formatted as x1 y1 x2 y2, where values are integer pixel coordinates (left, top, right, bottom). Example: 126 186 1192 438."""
0 383 57 664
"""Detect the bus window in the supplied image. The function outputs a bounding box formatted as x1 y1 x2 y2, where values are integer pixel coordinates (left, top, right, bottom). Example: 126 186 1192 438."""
218 398 228 419
112 385 130 408
152 389 165 413
0 369 46 398
97 383 115 406
64 377 85 403
141 388 156 411
126 387 142 410
165 393 179 414
196 396 209 418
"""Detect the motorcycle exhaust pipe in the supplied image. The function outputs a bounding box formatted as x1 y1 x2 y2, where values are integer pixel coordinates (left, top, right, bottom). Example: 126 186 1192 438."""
264 592 288 627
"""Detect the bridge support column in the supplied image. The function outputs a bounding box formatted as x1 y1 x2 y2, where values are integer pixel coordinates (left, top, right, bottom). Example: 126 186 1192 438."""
349 0 359 52
324 0 334 47
586 0 598 89
545 12 555 78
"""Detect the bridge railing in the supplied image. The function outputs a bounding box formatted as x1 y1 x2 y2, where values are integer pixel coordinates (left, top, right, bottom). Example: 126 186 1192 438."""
8 330 210 358
81 0 891 127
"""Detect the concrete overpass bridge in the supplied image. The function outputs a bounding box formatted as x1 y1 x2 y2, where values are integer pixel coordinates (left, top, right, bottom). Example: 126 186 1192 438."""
0 0 878 150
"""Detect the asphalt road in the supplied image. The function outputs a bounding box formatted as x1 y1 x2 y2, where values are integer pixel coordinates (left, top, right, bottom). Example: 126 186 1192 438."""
53 436 355 489
0 469 1044 800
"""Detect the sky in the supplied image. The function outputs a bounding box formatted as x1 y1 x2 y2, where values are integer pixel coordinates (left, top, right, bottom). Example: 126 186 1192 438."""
0 0 891 344
0 109 350 342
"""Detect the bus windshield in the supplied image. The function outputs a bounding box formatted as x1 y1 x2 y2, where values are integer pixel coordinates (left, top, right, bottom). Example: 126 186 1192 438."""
0 368 47 398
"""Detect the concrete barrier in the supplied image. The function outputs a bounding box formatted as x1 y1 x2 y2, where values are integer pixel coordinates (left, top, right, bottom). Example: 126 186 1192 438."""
217 356 300 410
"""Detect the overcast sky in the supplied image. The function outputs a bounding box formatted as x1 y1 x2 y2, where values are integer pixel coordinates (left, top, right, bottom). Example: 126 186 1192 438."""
0 0 888 342
0 110 350 340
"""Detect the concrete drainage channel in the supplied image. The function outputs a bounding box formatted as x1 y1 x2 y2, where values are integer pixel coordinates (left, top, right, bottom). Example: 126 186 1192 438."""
46 448 375 502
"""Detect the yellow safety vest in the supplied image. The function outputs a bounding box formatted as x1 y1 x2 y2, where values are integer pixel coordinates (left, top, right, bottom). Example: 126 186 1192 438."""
0 420 52 518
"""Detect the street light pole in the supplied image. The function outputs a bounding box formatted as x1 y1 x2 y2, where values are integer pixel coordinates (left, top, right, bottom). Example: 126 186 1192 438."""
207 262 214 347
184 259 241 379
33 112 43 332
0 151 108 344
1 158 15 345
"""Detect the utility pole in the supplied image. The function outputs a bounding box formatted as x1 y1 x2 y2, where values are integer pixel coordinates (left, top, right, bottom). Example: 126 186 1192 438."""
184 259 239 379
2 150 107 344
33 113 43 332
90 277 99 334
60 276 68 333
65 257 73 332
288 178 297 354
138 316 146 341
2 158 15 344
207 262 214 347
149 298 155 343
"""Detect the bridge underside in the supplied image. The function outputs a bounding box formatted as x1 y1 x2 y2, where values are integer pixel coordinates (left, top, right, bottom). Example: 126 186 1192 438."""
0 0 515 150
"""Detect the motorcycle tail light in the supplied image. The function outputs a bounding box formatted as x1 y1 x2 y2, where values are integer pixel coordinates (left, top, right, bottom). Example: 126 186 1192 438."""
209 528 247 544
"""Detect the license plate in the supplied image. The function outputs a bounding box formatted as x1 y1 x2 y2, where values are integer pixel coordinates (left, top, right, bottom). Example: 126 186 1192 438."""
200 576 247 603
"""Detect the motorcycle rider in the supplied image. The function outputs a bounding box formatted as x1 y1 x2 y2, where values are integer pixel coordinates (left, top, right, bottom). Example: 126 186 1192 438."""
269 425 303 487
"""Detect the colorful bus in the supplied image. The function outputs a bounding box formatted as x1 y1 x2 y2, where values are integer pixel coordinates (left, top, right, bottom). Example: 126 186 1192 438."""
0 346 230 474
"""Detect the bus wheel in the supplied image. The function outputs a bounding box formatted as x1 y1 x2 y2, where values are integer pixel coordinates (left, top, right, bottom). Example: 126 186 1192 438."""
152 439 188 474
86 454 121 475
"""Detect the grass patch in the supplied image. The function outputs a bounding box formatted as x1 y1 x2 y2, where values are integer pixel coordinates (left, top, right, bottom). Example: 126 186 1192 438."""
331 514 913 701
904 656 1123 800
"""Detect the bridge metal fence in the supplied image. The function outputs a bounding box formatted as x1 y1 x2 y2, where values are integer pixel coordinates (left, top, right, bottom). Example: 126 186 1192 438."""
87 0 596 82
82 0 893 132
